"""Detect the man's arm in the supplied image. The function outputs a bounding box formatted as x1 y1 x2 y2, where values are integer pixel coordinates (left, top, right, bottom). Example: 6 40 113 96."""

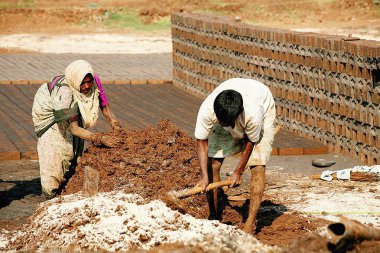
197 139 209 191
101 104 121 131
228 140 255 187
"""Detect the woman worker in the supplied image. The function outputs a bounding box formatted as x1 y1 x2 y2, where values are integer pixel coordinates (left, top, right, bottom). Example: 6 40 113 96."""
32 59 121 198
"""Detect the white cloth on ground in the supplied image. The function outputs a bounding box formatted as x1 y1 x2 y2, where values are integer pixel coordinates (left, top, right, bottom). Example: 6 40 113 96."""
320 165 380 181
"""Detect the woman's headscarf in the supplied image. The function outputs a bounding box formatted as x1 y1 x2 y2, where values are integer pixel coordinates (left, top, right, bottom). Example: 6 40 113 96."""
65 60 99 128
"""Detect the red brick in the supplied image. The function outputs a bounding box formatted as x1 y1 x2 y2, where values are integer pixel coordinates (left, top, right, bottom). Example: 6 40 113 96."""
0 151 20 161
11 80 29 85
21 151 38 160
147 79 165 85
131 79 147 85
0 80 12 85
29 80 48 85
271 147 279 156
101 79 115 85
114 79 131 85
278 147 304 156
303 146 329 155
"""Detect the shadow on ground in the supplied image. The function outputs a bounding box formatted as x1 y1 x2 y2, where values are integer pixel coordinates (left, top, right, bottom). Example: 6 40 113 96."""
0 178 42 208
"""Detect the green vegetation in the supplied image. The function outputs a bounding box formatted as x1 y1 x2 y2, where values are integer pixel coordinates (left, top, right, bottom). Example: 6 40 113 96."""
104 8 171 31
0 3 11 9
193 0 239 16
209 0 230 8
17 0 34 8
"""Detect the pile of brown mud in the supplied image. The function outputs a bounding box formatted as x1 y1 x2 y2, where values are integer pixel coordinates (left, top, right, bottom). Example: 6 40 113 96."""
62 120 331 247
63 120 244 225
61 120 380 252
3 120 378 252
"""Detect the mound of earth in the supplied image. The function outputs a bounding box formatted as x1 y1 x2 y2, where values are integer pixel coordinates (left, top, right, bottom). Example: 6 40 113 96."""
3 191 278 253
1 0 379 35
63 119 247 225
2 120 379 252
62 120 329 244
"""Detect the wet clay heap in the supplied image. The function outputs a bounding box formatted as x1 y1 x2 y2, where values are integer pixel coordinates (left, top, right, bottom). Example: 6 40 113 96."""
64 120 208 219
64 120 246 226
62 120 330 248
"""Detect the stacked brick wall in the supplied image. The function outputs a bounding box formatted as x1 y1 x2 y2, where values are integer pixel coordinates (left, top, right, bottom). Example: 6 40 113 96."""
171 13 380 165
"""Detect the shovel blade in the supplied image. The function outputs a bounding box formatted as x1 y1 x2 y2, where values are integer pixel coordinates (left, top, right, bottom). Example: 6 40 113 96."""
83 166 100 197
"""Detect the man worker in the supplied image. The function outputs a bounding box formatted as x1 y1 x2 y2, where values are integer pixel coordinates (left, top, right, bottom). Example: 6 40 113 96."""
194 77 276 234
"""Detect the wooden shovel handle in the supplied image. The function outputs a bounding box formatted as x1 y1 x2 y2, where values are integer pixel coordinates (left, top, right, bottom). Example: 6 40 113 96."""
177 180 232 199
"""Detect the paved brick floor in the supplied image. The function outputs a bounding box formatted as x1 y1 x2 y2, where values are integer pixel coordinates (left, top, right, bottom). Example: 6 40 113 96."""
0 53 328 161
0 83 201 160
0 53 172 81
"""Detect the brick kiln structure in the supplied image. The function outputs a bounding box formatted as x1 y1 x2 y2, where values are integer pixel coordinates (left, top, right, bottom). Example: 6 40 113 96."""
171 13 379 165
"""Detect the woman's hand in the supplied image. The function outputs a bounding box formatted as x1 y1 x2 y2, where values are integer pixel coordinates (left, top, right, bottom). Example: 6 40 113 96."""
92 133 120 147
111 120 122 131
100 135 120 147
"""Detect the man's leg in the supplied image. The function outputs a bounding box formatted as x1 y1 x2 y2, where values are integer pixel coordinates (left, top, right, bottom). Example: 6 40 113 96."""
243 165 265 233
206 157 224 220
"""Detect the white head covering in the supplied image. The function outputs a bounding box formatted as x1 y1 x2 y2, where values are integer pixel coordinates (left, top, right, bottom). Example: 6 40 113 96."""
65 60 99 128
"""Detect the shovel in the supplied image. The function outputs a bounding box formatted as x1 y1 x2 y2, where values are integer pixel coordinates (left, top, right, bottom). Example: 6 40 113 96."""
169 179 233 199
164 180 232 210
83 166 100 197
164 180 232 212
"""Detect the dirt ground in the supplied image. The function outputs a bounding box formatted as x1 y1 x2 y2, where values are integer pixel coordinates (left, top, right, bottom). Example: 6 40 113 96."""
61 120 329 247
0 0 380 49
1 0 380 252
0 0 379 54
0 0 379 34
1 121 379 252
1 0 379 54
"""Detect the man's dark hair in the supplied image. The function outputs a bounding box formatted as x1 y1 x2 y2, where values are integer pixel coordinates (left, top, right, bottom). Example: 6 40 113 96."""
213 90 243 125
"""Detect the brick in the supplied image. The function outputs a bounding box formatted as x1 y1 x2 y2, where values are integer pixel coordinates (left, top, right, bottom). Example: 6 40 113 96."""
147 79 165 85
0 80 12 85
11 80 29 85
0 151 20 161
368 156 378 166
131 79 147 85
371 91 380 105
114 79 131 85
278 147 304 155
303 146 328 155
333 145 343 154
271 147 279 156
101 79 115 85
29 80 48 85
21 151 38 160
